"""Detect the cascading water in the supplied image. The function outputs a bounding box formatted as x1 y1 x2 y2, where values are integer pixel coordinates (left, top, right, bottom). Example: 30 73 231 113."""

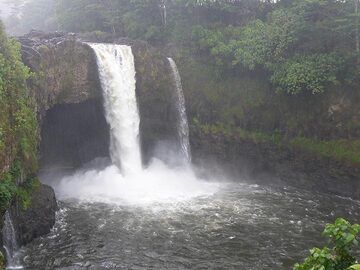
50 43 218 206
167 58 192 163
88 43 142 175
2 211 22 270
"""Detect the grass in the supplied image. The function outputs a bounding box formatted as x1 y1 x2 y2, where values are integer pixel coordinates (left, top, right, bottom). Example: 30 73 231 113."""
290 137 360 165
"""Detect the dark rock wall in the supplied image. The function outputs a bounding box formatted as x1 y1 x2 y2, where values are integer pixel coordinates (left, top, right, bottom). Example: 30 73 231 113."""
131 43 177 163
20 32 102 122
39 99 110 169
0 184 57 263
191 128 360 199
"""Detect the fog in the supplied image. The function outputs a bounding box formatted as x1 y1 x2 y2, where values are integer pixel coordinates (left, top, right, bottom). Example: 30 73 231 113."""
0 0 55 35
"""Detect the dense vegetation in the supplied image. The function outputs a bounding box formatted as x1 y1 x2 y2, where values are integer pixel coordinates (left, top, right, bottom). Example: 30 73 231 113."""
0 21 39 213
294 218 360 270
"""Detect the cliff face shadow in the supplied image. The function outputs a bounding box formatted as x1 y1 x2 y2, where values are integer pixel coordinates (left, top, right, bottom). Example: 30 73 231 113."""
39 99 110 171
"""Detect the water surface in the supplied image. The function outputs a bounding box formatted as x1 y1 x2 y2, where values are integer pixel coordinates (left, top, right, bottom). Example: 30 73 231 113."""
18 181 360 270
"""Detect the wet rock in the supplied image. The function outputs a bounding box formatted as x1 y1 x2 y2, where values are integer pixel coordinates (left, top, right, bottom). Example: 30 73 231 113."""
19 32 102 122
191 127 360 199
10 184 57 246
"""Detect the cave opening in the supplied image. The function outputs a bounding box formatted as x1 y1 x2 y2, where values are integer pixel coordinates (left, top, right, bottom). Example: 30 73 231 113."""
39 99 110 171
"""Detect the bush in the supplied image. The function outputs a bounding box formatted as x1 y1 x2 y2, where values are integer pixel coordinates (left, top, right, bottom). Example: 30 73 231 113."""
294 218 360 270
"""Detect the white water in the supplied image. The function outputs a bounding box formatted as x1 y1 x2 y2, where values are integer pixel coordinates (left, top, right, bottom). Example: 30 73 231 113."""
89 43 142 175
168 58 191 163
49 43 218 206
2 211 23 270
54 159 219 206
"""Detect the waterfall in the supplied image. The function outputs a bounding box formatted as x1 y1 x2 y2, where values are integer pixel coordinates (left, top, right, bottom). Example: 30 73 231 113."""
167 58 191 163
89 43 142 175
2 211 22 269
52 47 219 205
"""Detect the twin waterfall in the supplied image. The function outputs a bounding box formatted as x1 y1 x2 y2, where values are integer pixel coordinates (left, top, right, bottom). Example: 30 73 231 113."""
89 43 191 174
168 58 191 163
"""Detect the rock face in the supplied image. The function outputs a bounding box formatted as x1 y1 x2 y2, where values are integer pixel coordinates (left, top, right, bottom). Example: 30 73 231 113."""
20 31 177 167
0 183 57 265
10 184 57 246
20 31 102 121
191 128 360 199
128 40 177 163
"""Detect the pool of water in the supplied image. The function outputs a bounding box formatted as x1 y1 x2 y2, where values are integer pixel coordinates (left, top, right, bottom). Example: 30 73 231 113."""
16 181 360 270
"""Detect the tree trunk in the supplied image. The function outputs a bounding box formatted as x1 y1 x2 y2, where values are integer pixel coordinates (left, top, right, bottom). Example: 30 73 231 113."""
159 0 167 27
355 0 359 64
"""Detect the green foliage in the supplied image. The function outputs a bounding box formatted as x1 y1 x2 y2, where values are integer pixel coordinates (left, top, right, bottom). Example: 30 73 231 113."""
323 218 360 269
294 218 360 270
294 247 335 270
0 160 21 212
16 176 40 210
270 54 343 94
0 174 17 213
193 121 360 165
0 160 40 212
0 21 39 213
290 138 360 165
190 0 358 94
0 21 38 175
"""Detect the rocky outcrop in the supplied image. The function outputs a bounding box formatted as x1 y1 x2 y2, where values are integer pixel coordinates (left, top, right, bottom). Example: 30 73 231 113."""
19 31 102 122
10 184 57 246
0 183 57 266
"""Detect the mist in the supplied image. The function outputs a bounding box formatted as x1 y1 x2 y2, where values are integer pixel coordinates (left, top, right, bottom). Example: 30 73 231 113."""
0 0 56 35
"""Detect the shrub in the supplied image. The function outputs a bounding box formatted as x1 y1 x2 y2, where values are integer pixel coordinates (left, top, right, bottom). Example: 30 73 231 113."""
294 218 360 270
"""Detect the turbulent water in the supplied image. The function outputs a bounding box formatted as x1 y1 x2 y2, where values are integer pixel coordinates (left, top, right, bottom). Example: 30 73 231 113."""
168 58 191 163
89 43 141 175
15 179 360 270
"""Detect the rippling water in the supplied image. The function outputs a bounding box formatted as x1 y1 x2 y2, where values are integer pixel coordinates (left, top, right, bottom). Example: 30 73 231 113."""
16 182 360 270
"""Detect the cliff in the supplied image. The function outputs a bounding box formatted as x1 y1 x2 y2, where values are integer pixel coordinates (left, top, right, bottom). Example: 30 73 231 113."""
19 31 177 167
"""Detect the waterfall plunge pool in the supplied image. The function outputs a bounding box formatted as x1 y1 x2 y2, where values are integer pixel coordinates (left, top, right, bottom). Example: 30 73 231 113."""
14 168 360 270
